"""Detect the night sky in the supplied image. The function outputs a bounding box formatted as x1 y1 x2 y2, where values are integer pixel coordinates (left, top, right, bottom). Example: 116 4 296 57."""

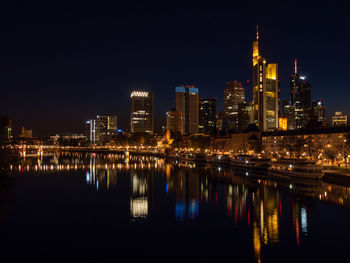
1 0 349 136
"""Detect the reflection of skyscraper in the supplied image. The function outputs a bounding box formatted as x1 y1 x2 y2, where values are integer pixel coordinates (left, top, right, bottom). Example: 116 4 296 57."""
130 91 154 134
87 154 96 186
175 85 199 134
86 154 118 190
252 26 279 131
169 168 199 221
252 186 280 263
130 173 152 219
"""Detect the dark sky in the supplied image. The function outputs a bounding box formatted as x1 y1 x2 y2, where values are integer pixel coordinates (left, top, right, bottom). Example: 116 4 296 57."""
1 0 349 136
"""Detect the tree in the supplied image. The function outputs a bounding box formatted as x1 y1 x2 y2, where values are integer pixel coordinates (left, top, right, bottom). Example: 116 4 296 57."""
340 132 350 168
304 137 322 160
170 131 182 149
189 135 210 153
214 139 227 153
280 135 308 159
280 136 296 158
294 137 307 158
324 148 336 166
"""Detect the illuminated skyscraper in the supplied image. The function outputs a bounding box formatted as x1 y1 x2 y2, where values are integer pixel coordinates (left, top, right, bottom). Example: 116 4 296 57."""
310 99 327 126
175 85 199 134
96 115 117 142
290 59 311 129
223 81 245 130
20 127 32 138
237 101 254 132
252 26 279 131
130 91 154 134
86 119 97 144
199 98 216 134
166 110 184 134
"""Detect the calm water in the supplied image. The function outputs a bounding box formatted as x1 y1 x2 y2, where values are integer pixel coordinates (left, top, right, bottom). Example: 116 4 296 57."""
1 152 350 262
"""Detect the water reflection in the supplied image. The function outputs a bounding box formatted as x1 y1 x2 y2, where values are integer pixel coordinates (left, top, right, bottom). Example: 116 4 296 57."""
10 152 350 261
166 168 199 221
130 173 150 219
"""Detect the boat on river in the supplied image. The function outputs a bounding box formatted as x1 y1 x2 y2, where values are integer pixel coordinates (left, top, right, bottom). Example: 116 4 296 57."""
231 155 270 174
207 154 232 166
268 159 324 180
179 153 207 163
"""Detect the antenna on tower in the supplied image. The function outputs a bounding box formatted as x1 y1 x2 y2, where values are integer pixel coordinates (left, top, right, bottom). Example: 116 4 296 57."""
256 24 259 41
294 58 297 74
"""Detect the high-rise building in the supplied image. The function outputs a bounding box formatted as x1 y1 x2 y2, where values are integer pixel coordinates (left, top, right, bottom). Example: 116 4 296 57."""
283 105 296 130
252 26 279 131
175 85 199 134
332 112 348 127
96 115 117 142
290 59 311 129
223 81 245 130
216 111 225 131
311 99 327 125
199 98 216 134
0 118 11 143
166 110 183 134
86 119 97 144
20 127 32 138
130 91 154 134
237 101 254 132
5 120 11 140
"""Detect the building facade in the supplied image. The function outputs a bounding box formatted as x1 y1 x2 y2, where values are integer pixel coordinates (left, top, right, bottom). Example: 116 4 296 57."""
262 127 350 162
0 118 11 143
310 99 327 126
332 112 348 127
199 98 216 134
131 91 154 134
166 110 184 134
96 115 117 142
86 119 97 144
223 81 245 130
252 26 279 131
175 85 199 134
237 101 254 132
290 59 311 129
210 125 261 154
20 127 33 138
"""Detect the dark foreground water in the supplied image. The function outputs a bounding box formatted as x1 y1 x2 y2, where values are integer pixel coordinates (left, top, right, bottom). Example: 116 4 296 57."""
1 152 350 262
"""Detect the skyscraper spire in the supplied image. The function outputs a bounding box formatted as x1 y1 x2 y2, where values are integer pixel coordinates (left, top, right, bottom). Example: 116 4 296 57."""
252 25 260 66
294 58 297 74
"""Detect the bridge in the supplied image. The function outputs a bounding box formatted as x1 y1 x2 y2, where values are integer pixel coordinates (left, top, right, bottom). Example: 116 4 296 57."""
9 144 165 158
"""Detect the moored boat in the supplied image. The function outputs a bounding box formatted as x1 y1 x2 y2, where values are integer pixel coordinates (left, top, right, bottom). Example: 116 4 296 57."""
268 159 324 180
179 153 207 163
231 155 270 175
207 154 232 165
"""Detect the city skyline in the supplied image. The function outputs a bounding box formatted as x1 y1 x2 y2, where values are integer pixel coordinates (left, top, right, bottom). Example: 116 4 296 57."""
2 2 350 262
1 1 350 135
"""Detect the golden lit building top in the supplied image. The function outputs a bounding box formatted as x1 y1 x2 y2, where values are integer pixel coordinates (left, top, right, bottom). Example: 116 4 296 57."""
252 25 261 66
266 64 277 80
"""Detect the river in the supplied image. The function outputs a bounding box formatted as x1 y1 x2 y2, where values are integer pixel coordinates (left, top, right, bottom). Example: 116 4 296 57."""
0 152 350 262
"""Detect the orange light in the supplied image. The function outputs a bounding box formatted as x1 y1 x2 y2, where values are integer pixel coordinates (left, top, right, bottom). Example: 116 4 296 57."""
279 117 287 131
